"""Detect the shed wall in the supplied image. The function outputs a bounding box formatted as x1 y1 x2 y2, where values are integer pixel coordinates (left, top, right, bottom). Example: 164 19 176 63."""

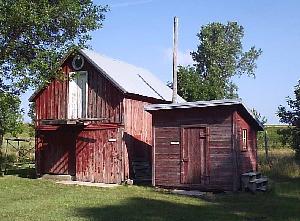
236 112 258 173
152 107 234 190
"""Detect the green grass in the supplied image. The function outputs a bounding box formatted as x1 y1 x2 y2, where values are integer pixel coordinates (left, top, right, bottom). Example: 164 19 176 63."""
0 149 300 221
259 149 300 180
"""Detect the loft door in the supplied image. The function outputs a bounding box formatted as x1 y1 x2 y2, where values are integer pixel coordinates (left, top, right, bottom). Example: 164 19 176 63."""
181 127 208 184
68 71 88 119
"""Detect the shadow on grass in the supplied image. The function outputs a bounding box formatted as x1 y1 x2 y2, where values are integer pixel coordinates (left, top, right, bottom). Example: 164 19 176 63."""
5 166 37 179
75 177 300 221
75 197 240 221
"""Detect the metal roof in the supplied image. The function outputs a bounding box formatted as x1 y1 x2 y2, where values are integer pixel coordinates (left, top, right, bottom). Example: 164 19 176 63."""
145 99 264 130
80 49 185 102
29 49 185 102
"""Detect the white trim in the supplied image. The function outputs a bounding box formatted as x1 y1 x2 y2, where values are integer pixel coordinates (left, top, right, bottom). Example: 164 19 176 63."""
242 129 247 150
68 71 88 119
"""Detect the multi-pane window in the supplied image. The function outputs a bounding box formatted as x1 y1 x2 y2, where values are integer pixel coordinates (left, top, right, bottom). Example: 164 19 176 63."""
242 129 247 150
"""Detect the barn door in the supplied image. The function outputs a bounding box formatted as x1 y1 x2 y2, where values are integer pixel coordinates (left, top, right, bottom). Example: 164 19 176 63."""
181 127 209 184
68 71 88 119
75 128 123 183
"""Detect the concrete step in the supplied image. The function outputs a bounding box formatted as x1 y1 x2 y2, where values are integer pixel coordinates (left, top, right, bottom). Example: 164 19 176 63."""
249 177 268 184
41 174 75 181
241 171 268 193
242 172 262 181
256 186 267 192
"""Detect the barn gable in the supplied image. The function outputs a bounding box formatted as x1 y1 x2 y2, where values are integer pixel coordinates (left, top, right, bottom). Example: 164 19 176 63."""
30 49 185 103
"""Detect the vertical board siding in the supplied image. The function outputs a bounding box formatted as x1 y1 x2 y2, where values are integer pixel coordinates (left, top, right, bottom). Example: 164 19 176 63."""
153 108 234 190
36 127 75 175
181 127 208 185
33 54 163 183
123 98 154 179
34 56 124 125
36 125 123 183
75 127 122 183
87 65 123 123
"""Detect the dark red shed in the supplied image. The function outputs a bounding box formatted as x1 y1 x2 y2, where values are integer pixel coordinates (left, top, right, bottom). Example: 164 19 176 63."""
145 100 264 191
30 49 185 184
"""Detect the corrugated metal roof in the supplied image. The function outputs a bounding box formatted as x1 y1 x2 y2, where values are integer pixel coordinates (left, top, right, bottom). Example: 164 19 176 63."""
80 49 185 102
145 99 264 130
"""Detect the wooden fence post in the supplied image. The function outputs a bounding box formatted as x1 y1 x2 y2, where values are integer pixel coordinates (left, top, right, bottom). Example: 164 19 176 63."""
264 129 271 166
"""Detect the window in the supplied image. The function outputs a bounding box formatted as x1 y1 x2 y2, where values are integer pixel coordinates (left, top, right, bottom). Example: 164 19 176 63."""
72 55 85 70
242 129 247 150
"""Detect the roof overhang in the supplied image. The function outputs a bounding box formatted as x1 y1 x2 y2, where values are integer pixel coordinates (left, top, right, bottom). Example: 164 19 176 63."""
145 99 264 131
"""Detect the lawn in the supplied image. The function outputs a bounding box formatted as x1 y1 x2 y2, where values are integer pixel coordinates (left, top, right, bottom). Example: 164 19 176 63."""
0 149 299 221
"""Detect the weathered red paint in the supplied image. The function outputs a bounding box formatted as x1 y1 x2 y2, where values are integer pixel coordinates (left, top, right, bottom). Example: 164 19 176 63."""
32 53 165 183
150 106 261 191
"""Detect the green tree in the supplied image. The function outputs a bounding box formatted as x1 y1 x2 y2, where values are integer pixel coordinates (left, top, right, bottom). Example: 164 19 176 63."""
0 91 23 173
277 80 300 158
251 108 267 125
0 0 108 93
0 91 23 147
178 22 262 101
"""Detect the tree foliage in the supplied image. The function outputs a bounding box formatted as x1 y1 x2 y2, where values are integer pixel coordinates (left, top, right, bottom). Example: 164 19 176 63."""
277 80 300 158
251 108 267 125
177 22 262 101
0 0 108 93
0 92 23 145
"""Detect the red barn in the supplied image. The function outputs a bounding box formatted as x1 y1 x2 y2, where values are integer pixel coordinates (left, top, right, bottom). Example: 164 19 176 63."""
145 100 264 191
29 49 185 183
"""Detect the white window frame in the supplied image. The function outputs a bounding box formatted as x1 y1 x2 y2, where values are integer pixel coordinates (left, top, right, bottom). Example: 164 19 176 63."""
242 129 248 150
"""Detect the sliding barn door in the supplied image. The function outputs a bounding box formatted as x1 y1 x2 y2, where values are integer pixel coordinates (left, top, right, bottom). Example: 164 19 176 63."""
68 71 88 119
181 127 209 184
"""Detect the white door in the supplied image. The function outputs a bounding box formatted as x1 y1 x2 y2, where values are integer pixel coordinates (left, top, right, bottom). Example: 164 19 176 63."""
68 71 88 119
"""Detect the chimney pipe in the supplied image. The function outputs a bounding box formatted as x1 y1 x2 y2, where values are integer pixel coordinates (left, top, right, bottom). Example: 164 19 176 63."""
172 16 178 103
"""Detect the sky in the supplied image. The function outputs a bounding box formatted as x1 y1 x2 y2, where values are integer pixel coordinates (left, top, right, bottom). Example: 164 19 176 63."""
21 0 300 124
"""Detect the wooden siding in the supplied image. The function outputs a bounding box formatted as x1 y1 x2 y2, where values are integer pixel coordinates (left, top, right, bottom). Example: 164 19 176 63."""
35 124 124 183
87 63 123 123
181 127 208 184
123 98 153 178
35 77 68 125
75 127 123 183
36 125 76 175
34 55 124 125
152 107 234 191
33 53 165 183
236 111 258 174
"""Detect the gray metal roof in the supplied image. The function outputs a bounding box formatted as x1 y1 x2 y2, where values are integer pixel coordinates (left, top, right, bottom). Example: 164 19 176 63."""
145 99 264 130
29 49 185 102
80 49 185 102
